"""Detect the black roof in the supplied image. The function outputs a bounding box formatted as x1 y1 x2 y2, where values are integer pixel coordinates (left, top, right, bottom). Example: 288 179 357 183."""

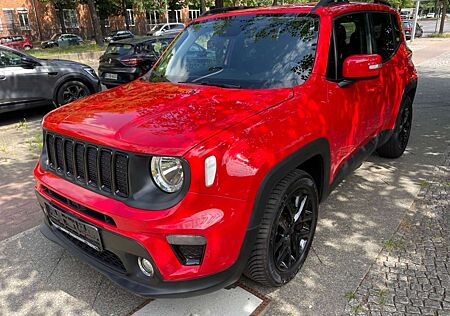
111 35 176 45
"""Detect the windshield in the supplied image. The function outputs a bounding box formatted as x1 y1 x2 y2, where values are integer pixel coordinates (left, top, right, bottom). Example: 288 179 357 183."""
105 43 134 55
143 13 319 89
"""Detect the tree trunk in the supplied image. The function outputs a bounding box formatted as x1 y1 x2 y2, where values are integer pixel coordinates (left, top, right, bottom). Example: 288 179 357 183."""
56 8 67 33
200 0 206 14
439 0 448 34
273 0 278 5
215 0 224 9
123 0 130 30
87 0 104 46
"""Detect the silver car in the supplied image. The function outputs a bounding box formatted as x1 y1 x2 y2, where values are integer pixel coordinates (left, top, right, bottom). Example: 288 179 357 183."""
0 45 101 114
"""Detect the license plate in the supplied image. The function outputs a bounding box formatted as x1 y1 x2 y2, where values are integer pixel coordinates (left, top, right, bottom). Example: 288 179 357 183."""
104 73 118 80
47 204 103 251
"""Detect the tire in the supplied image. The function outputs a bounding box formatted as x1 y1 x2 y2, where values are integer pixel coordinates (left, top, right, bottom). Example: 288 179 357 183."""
377 96 413 159
24 45 32 50
55 80 90 106
245 169 319 286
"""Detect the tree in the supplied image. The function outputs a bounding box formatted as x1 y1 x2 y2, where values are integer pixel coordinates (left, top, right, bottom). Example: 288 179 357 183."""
39 0 77 33
439 0 448 34
86 0 103 45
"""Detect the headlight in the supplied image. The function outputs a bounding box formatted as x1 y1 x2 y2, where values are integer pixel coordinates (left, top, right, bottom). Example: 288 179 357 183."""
83 67 98 79
151 156 184 193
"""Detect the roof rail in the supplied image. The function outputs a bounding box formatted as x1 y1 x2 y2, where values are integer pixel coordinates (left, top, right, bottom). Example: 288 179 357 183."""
313 0 349 9
201 6 256 17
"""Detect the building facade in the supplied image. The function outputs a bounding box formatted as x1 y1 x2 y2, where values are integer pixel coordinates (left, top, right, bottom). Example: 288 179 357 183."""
0 0 200 42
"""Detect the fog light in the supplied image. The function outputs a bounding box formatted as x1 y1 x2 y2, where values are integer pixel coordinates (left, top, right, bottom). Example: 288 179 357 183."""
137 257 154 277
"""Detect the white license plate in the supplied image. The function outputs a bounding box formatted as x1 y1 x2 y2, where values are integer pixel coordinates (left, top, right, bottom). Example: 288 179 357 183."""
104 73 118 80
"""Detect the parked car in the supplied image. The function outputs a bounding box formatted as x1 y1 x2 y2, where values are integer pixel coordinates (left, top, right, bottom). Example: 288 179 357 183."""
0 35 33 50
104 30 134 43
35 1 416 297
99 35 175 88
426 12 435 18
41 33 83 48
146 23 184 36
402 20 423 39
0 46 100 114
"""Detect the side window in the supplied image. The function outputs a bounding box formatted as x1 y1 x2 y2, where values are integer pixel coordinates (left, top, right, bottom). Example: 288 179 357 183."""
0 49 24 68
370 12 395 62
326 13 369 80
390 14 402 47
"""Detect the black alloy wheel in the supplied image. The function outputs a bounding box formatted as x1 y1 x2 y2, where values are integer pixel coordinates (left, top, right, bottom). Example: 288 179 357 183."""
377 96 413 158
245 169 319 286
56 80 90 106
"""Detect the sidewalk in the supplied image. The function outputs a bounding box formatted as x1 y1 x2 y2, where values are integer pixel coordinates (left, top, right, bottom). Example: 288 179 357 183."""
345 148 450 316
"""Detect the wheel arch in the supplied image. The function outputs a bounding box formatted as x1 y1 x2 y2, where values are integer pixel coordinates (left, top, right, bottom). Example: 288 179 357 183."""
247 137 331 232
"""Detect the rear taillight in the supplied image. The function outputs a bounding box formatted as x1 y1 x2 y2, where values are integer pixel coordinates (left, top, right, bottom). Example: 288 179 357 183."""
405 27 412 31
120 58 143 66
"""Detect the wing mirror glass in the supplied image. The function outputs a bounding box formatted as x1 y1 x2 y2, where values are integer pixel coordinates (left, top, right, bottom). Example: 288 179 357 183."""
342 54 382 79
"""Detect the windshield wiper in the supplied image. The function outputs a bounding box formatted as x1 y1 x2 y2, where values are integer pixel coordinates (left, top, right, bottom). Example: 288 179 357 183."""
178 81 241 89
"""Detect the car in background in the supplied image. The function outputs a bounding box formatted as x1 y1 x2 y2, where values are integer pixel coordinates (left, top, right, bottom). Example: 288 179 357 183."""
0 46 100 114
98 35 175 88
0 35 33 50
402 20 423 39
41 33 83 49
426 12 435 18
104 30 134 43
146 23 184 36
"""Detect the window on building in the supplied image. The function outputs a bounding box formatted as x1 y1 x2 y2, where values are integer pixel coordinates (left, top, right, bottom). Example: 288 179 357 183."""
17 9 30 30
3 9 16 32
63 9 78 28
126 9 135 26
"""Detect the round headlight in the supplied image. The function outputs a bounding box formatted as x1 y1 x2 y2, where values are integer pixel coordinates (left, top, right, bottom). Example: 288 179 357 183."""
151 156 184 193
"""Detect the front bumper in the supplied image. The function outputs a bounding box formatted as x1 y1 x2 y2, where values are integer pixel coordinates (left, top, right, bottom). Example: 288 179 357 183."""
34 162 255 297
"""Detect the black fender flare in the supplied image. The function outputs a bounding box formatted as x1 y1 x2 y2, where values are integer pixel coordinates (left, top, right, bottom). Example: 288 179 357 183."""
248 137 331 232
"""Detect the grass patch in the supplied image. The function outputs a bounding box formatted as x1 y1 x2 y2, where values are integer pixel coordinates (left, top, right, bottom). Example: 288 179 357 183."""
345 291 357 301
419 180 430 188
15 118 29 131
428 32 450 38
374 288 388 305
383 239 405 250
29 43 104 58
352 303 365 315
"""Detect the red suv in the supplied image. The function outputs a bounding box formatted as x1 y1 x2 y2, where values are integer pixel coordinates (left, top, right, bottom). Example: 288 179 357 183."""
0 35 33 50
35 0 417 297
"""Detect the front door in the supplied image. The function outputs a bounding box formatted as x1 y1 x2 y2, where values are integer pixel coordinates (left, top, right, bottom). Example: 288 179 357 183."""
0 48 48 106
325 12 384 177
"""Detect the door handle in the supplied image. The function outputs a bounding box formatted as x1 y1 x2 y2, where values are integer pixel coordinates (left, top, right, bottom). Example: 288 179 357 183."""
0 75 6 80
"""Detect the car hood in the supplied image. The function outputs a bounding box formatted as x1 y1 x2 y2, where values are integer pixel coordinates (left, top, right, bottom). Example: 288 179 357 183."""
43 80 293 156
39 59 87 68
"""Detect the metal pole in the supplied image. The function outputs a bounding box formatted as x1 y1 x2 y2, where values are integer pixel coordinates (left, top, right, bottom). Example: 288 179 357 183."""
411 0 420 42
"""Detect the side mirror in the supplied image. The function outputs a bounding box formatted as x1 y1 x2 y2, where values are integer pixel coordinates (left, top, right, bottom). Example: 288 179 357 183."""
21 57 38 68
342 54 382 80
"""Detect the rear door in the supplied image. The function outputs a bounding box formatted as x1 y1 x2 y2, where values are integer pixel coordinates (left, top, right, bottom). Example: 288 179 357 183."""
369 12 405 129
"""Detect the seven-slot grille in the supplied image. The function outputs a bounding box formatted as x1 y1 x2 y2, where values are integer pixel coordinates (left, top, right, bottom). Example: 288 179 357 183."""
45 132 129 197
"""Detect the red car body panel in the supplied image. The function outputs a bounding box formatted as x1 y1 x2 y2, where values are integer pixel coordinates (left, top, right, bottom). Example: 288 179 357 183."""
1 36 33 50
34 2 417 295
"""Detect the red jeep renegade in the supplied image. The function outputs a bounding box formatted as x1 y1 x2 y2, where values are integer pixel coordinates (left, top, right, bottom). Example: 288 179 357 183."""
35 0 417 297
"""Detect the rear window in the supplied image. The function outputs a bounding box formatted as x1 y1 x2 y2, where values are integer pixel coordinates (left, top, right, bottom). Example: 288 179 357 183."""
105 43 134 55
